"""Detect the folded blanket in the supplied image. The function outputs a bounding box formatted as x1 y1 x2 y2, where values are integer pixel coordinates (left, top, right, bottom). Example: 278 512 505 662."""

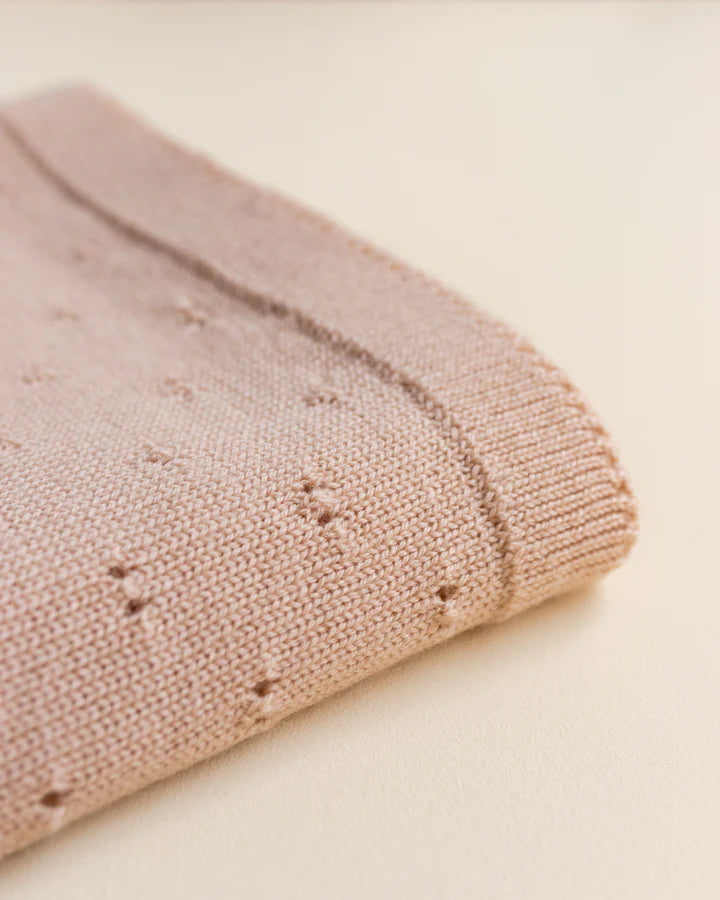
0 85 637 857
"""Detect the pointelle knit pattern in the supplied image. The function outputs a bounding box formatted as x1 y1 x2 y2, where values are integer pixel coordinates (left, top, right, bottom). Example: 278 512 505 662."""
0 85 637 857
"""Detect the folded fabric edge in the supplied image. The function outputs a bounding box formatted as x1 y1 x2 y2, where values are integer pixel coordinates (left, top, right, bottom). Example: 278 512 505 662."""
0 83 638 624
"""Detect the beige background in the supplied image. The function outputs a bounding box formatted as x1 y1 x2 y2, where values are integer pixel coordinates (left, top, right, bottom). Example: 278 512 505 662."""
1 2 718 897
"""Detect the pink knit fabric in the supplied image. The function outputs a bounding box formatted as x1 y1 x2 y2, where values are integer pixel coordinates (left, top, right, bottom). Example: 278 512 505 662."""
0 85 636 857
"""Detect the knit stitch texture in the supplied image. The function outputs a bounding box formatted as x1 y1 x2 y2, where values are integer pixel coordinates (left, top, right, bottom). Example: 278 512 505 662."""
0 85 637 857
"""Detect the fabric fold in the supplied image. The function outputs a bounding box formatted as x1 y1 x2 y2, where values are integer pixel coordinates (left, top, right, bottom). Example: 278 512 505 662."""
0 85 636 857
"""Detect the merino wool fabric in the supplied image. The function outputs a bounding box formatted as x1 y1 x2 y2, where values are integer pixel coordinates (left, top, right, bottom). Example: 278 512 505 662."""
0 85 637 857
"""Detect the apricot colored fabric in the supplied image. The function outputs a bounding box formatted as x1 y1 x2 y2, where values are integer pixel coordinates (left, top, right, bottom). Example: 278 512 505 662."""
0 86 636 856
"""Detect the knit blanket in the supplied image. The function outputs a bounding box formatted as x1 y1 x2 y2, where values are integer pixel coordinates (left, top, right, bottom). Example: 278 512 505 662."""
0 85 637 856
